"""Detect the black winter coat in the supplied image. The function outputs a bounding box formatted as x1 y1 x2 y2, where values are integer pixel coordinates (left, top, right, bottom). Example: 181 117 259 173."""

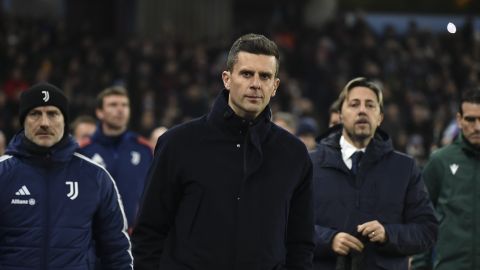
133 90 315 270
311 126 437 270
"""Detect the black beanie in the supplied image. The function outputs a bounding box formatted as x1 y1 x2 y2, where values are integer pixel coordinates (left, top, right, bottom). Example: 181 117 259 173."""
19 82 69 126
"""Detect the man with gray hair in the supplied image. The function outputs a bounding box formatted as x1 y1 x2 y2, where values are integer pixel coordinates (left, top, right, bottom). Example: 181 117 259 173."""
0 82 133 269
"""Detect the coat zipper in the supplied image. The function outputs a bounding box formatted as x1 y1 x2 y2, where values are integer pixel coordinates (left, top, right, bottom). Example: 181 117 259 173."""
233 131 249 270
42 167 50 270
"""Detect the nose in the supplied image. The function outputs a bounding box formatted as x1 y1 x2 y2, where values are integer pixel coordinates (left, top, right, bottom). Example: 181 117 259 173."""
40 114 50 127
251 74 261 89
475 119 480 131
358 104 367 114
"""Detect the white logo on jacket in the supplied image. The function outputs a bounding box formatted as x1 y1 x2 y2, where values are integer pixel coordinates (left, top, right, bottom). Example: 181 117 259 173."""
66 181 79 200
131 151 140 165
15 185 31 195
449 163 459 175
11 185 36 205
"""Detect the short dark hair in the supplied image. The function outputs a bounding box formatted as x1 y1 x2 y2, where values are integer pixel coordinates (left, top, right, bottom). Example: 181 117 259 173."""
459 87 480 115
226 33 280 77
338 77 384 113
96 86 129 109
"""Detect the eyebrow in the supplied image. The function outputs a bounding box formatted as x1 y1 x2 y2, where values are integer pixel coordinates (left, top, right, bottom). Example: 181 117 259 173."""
348 97 377 102
239 68 274 76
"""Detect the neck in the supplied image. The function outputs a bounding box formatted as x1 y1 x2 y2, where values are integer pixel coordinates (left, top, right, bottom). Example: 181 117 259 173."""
343 130 371 149
102 124 126 137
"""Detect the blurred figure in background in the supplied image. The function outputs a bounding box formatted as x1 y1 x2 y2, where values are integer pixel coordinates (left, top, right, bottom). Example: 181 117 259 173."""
297 116 319 151
71 115 96 143
0 130 6 155
311 77 437 269
80 86 153 234
412 87 480 270
148 126 168 149
328 99 341 127
273 111 297 134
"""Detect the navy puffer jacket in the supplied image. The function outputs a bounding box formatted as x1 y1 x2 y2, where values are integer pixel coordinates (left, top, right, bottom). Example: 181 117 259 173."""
0 132 133 270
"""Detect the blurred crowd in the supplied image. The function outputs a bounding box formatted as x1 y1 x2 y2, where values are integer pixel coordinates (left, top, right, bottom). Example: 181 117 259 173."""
1 12 479 165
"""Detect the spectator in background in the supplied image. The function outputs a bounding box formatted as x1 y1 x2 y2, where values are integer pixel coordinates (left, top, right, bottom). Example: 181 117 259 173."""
297 116 319 151
0 83 132 269
0 130 6 155
79 86 153 233
311 77 437 269
71 115 96 143
328 99 341 127
412 87 480 270
132 33 314 270
273 111 297 134
148 126 168 149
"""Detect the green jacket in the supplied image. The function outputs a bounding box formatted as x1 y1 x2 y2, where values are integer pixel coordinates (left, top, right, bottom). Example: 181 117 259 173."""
412 135 480 270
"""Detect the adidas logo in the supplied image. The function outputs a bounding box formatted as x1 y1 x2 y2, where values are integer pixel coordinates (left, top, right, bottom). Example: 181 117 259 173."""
15 185 31 196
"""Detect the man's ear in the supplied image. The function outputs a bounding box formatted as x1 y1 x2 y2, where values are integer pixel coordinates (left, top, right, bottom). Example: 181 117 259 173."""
95 108 103 120
222 71 231 90
378 112 384 127
272 78 280 97
456 112 462 129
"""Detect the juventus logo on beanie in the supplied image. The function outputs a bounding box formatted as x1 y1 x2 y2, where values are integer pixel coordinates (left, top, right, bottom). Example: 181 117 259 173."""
19 82 69 126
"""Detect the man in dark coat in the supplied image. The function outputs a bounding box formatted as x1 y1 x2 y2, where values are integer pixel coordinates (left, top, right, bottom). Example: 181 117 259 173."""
311 77 437 270
132 34 315 270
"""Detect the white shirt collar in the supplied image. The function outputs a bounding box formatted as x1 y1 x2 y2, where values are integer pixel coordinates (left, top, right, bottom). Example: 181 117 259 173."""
340 135 366 169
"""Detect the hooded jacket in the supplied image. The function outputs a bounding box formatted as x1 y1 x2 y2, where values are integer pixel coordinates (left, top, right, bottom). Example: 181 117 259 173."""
79 126 153 229
311 126 437 270
0 131 133 270
132 90 315 270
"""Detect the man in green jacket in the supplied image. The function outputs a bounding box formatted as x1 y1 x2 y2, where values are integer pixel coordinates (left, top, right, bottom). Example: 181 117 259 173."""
412 87 480 270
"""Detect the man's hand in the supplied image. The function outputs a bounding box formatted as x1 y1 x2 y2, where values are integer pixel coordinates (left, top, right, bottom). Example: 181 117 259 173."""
332 232 364 255
357 220 387 243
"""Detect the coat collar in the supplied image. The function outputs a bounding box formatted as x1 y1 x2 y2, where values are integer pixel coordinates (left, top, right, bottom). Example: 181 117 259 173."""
5 130 78 165
207 89 272 176
207 89 272 140
317 125 394 170
91 123 130 146
457 133 480 157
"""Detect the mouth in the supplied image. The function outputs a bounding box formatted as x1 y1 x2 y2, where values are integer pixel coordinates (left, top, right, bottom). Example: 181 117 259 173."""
355 119 369 125
245 95 262 103
36 133 53 137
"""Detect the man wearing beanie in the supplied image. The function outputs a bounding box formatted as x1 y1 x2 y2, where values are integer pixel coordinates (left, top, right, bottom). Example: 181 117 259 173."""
0 82 133 270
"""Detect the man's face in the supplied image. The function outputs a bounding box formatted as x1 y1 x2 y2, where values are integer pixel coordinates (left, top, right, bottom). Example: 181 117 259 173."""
457 102 480 147
341 86 383 143
96 95 130 131
24 106 65 147
222 52 280 119
74 122 96 142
